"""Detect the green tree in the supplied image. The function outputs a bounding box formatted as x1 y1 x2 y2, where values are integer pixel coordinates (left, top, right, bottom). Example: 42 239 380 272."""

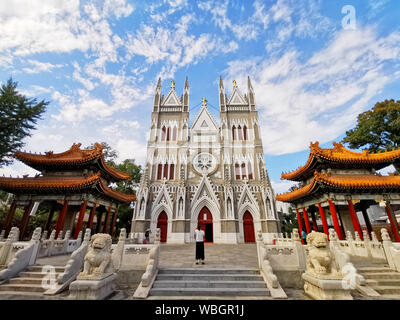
280 207 299 235
0 78 48 166
342 99 400 152
114 159 142 236
87 141 118 166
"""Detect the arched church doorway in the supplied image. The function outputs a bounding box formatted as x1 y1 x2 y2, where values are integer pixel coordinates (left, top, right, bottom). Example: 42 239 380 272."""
157 211 168 242
243 211 255 243
198 206 213 243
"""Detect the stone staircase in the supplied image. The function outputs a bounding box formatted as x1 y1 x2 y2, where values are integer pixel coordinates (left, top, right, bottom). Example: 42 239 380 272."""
0 265 66 296
149 268 270 298
357 266 400 299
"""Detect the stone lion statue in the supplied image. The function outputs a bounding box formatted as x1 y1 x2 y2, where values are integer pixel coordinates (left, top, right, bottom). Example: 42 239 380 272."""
78 233 114 280
306 232 339 276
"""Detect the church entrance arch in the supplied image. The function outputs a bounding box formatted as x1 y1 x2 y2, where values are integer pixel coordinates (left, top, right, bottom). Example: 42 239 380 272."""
157 211 168 242
197 206 213 243
243 211 255 243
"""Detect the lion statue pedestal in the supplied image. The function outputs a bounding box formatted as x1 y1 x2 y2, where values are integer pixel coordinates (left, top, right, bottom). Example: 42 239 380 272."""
302 232 353 300
68 234 117 300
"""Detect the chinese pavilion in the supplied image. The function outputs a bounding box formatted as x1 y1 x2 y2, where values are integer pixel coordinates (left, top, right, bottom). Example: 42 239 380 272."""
276 142 400 243
0 143 136 240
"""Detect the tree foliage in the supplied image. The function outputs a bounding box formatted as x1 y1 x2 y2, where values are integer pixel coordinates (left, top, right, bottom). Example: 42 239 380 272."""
342 99 400 152
0 78 48 166
87 141 119 165
280 207 298 235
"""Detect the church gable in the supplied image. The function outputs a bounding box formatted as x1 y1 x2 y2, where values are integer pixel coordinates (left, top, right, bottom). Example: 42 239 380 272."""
191 175 220 208
152 183 173 211
227 87 248 106
238 183 259 212
162 88 181 106
191 106 219 131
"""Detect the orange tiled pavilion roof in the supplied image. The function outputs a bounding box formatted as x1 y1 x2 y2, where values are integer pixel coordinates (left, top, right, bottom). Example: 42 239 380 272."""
15 143 131 181
0 172 136 203
281 142 400 181
276 171 400 203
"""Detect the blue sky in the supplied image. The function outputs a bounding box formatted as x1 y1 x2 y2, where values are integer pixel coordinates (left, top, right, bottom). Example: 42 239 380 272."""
1 0 400 194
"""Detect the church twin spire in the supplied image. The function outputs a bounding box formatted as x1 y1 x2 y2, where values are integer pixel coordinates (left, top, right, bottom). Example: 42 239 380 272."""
219 76 256 112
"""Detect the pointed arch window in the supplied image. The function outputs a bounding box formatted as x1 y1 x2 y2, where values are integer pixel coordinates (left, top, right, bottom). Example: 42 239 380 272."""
235 163 240 180
232 125 236 141
161 126 166 141
243 125 247 140
157 164 163 180
166 127 170 141
163 163 168 179
241 163 247 179
238 125 243 140
172 126 177 141
169 164 175 180
248 161 253 180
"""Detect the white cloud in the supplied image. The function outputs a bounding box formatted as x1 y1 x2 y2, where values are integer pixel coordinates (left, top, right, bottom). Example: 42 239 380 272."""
115 138 147 165
0 0 133 63
125 14 238 79
223 27 400 156
23 59 63 74
271 179 296 194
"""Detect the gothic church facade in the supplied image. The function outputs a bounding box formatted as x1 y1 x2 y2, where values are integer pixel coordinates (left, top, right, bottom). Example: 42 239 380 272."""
131 77 280 243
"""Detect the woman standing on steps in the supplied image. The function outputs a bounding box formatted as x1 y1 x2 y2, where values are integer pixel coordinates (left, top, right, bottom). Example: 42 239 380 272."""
194 225 205 265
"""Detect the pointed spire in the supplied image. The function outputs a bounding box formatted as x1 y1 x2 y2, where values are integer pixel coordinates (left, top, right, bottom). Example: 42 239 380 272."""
248 76 254 92
184 76 189 90
156 77 161 90
219 76 224 89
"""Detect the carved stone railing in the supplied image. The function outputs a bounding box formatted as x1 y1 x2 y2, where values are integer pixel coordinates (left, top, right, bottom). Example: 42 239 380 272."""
256 230 289 299
381 229 400 272
133 228 161 299
0 227 42 281
37 230 84 258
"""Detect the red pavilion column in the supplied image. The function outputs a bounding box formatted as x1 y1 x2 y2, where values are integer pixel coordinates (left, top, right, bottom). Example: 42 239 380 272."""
88 203 97 229
317 203 329 236
103 207 112 233
310 209 318 232
19 201 34 240
385 203 400 242
110 209 118 237
296 209 304 244
302 207 311 234
347 200 363 240
3 200 17 236
328 200 343 240
55 200 69 238
73 200 87 239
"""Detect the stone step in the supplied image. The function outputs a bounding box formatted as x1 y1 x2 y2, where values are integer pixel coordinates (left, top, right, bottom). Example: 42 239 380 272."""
158 268 260 275
9 278 46 285
0 283 46 293
153 280 267 289
366 279 400 287
155 274 263 282
371 286 400 295
149 287 270 297
357 267 393 273
360 272 400 280
17 271 63 279
27 265 66 273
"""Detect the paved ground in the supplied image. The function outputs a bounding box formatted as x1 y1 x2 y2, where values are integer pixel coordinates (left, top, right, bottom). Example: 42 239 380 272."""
159 243 259 269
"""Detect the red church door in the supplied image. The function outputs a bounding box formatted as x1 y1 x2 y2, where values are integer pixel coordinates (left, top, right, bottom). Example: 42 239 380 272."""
157 211 168 242
243 211 255 243
198 206 213 243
